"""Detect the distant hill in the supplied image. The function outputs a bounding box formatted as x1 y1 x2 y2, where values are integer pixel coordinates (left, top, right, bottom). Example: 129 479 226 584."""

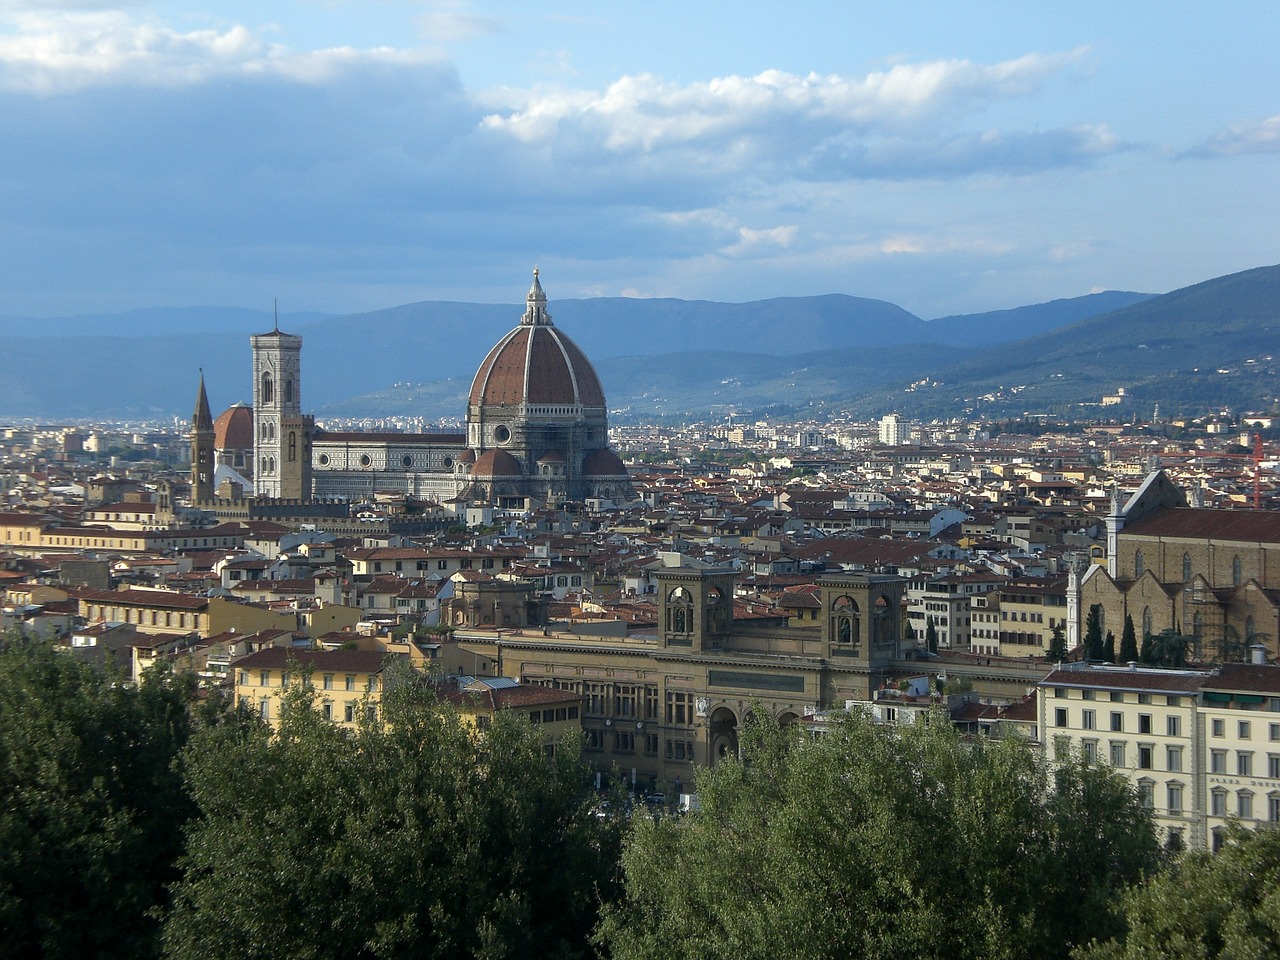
6 269 1271 423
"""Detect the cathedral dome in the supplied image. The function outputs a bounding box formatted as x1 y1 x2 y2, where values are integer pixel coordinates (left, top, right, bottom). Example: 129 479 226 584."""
471 449 524 477
468 270 605 409
582 448 628 476
213 402 253 450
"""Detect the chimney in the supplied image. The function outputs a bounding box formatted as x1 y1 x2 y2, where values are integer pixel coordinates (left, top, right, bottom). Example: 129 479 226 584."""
1250 644 1267 665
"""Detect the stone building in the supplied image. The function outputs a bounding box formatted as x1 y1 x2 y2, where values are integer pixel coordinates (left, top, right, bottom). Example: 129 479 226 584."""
1073 470 1280 660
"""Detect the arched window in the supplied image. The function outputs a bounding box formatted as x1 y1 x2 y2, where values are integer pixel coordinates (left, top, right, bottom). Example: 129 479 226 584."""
261 374 273 404
1192 611 1203 637
1142 606 1153 640
1183 553 1192 582
1134 550 1145 578
831 595 859 646
284 378 293 404
1246 616 1255 640
1233 555 1243 587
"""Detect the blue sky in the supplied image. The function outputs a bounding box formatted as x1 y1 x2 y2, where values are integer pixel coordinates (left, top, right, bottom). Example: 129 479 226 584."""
1 1 1277 319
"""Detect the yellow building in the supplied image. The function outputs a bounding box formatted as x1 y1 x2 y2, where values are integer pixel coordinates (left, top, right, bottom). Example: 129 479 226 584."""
233 648 390 729
444 678 584 756
75 587 296 638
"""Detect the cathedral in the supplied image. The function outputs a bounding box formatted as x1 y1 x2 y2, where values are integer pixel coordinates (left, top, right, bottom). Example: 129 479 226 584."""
191 270 633 510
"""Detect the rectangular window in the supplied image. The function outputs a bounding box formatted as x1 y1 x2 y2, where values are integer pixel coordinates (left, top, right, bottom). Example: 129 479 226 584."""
645 686 659 720
346 675 356 692
260 670 270 687
585 683 609 716
1138 745 1153 770
259 700 269 719
667 691 695 726
323 674 333 690
1082 740 1098 763
1238 752 1253 777
1240 720 1252 740
1138 714 1152 735
1270 755 1280 780
1053 687 1066 699
1212 791 1227 817
644 733 659 755
1167 746 1182 772
1110 691 1124 703
614 685 638 718
1081 689 1094 701
1111 712 1124 732
1167 715 1181 738
1239 792 1254 819
1137 782 1154 809
1212 750 1227 774
1168 696 1182 707
1082 709 1096 730
1167 784 1183 815
322 702 332 721
1272 723 1280 742
1213 718 1225 737
586 729 604 751
344 704 356 723
1138 693 1152 705
1110 742 1125 767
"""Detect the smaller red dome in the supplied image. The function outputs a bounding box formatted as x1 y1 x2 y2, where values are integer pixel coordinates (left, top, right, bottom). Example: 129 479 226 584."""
582 448 627 476
472 449 524 477
213 403 253 450
458 449 476 464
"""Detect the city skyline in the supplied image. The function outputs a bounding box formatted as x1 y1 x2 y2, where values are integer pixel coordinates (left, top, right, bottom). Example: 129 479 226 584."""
1 2 1277 319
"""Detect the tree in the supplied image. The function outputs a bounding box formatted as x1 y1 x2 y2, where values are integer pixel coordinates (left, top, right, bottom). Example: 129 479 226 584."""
1075 826 1280 959
925 617 939 654
164 672 616 960
0 638 199 960
1119 615 1139 663
1104 631 1117 664
1145 629 1191 669
597 710 1159 960
1085 605 1105 661
1048 623 1068 661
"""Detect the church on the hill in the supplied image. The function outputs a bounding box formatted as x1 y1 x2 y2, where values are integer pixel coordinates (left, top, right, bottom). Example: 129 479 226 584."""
191 270 634 510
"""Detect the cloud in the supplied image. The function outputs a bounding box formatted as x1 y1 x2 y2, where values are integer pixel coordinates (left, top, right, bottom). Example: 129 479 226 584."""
0 11 444 93
719 225 798 258
1189 114 1280 156
415 1 500 45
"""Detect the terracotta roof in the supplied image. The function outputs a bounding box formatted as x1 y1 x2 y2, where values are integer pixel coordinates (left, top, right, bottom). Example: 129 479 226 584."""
233 647 390 672
472 449 524 478
1041 666 1209 693
469 324 605 408
582 448 628 477
1201 663 1280 695
75 587 208 610
213 403 254 450
1123 506 1280 544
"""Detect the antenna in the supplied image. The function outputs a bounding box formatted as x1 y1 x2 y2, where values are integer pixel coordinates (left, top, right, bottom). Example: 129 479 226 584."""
273 298 279 333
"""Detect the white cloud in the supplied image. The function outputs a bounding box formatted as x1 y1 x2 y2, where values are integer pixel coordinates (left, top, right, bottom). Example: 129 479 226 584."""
1193 114 1280 156
0 11 443 92
415 1 500 45
481 49 1091 152
720 224 798 258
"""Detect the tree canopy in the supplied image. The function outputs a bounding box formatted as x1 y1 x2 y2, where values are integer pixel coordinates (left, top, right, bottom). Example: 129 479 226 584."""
0 637 198 960
163 670 616 960
597 710 1159 960
1075 826 1280 959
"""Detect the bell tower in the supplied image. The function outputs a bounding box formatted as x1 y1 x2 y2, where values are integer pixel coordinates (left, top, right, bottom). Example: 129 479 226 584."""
190 371 215 503
656 567 736 652
251 316 312 500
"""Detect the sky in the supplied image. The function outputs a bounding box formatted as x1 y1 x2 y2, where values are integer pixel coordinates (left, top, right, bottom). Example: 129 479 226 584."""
1 1 1277 320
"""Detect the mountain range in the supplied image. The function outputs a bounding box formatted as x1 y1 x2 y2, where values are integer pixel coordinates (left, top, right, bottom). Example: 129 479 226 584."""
1 265 1276 423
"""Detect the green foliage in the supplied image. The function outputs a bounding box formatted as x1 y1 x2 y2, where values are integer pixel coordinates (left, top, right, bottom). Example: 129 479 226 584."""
1120 615 1139 664
925 618 938 654
163 675 617 960
1104 631 1117 664
1048 623 1068 661
1074 826 1280 960
1142 630 1192 669
597 710 1159 960
1085 605 1105 661
0 638 199 960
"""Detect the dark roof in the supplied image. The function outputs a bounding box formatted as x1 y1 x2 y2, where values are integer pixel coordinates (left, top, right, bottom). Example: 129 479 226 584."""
444 684 583 711
1123 506 1280 545
1040 666 1209 693
233 648 390 673
1201 663 1280 695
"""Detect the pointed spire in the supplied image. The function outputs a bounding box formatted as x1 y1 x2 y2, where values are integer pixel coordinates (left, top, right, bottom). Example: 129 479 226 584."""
521 267 553 326
194 369 213 429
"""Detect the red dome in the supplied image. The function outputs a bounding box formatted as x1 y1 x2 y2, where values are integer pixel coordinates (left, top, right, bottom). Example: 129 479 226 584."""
471 449 524 477
213 402 253 450
469 326 605 408
582 448 628 476
468 270 605 409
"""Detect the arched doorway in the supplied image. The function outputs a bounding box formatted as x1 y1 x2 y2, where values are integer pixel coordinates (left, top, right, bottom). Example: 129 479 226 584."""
709 706 738 763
